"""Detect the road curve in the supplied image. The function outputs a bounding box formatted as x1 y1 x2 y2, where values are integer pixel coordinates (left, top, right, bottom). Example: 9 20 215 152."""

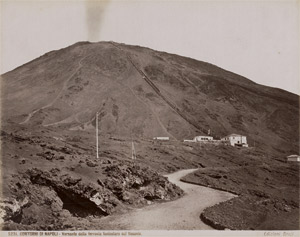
97 169 236 230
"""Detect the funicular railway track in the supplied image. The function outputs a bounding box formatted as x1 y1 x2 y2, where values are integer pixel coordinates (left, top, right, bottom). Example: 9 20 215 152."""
110 42 204 134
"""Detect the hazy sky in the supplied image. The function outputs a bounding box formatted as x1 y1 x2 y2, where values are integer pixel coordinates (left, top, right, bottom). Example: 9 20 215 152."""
1 0 299 94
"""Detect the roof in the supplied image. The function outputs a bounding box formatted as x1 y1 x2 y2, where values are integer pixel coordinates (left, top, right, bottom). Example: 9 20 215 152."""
222 134 246 138
287 155 300 158
194 135 213 138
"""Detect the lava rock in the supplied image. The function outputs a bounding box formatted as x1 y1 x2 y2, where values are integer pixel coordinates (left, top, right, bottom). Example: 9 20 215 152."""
86 159 98 167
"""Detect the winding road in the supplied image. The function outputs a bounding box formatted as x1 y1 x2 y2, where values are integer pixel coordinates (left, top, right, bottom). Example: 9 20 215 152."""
98 169 236 230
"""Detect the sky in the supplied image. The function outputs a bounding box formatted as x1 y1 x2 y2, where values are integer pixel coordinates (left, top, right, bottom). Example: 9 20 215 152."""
1 0 299 94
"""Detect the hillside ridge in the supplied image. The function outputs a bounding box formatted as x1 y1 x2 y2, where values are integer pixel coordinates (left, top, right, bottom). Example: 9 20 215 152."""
1 41 299 152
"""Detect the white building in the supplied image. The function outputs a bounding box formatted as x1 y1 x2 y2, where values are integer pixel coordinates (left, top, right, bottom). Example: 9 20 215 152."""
153 137 169 141
183 139 195 142
193 136 213 142
287 155 300 162
221 134 248 147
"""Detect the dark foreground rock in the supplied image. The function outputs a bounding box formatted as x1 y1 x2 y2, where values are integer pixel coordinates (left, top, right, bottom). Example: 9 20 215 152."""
182 165 300 230
103 164 183 202
200 195 300 230
0 161 183 230
1 125 299 230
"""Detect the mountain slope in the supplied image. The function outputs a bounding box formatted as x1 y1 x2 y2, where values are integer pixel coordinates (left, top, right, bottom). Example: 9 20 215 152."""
1 41 299 153
1 41 299 230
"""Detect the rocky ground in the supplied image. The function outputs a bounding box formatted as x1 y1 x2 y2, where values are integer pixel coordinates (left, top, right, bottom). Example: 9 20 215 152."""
182 162 300 230
1 163 183 230
96 169 235 230
0 122 299 230
0 124 184 230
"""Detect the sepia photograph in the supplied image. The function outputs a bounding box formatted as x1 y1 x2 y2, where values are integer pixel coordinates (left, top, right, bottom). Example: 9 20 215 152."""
0 0 299 235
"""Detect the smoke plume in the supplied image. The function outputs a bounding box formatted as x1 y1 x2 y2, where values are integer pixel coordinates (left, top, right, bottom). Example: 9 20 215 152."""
85 0 110 42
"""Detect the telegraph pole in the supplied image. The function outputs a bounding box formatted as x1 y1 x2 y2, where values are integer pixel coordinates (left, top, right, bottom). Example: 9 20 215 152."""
131 133 136 163
132 141 136 160
96 112 99 159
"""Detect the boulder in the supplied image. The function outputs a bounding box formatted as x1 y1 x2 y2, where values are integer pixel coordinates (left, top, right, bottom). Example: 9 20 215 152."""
86 159 98 167
0 197 30 223
61 175 82 186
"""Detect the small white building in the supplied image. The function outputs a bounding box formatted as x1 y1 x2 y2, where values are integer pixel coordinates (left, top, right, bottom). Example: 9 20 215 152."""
183 139 195 143
153 137 169 141
221 134 248 147
287 155 300 162
193 136 213 142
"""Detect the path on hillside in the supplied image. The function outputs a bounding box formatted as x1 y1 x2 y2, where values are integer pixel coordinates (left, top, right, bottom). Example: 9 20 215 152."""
97 169 236 230
20 55 89 125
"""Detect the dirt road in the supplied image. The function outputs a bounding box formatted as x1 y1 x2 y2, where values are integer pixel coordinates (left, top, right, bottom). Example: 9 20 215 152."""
97 169 236 230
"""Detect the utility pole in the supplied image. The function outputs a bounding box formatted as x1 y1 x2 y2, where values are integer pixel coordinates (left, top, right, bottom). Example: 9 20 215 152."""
130 132 136 162
96 112 99 159
132 141 136 161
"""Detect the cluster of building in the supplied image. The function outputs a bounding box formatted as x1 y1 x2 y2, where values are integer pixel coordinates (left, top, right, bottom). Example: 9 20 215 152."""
154 133 249 147
153 135 300 163
184 133 249 147
153 134 300 163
